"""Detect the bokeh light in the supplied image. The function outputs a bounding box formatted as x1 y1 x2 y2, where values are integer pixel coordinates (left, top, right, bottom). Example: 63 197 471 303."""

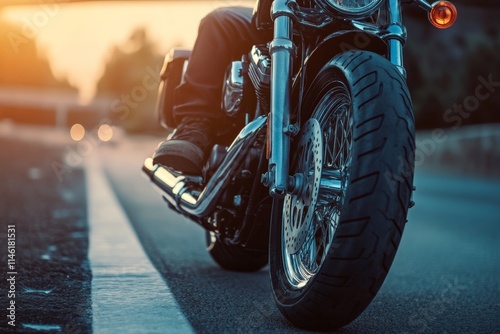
70 123 85 141
98 124 113 142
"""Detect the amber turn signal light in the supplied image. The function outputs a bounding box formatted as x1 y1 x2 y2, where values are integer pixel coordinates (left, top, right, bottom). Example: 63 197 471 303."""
429 1 457 29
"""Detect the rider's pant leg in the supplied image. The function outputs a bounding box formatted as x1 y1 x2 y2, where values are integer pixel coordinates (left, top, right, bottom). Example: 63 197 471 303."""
173 6 264 123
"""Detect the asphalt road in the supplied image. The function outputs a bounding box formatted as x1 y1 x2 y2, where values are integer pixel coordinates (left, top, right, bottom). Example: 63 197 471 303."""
1 126 499 333
0 131 91 333
101 134 500 334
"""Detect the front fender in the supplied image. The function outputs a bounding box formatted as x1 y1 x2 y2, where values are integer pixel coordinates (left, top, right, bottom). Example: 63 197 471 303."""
296 31 387 102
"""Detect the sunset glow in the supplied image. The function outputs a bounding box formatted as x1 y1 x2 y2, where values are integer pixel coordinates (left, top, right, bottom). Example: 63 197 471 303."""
1 1 253 101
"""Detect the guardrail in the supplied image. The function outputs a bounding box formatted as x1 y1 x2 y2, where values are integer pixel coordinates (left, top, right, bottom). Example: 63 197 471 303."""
0 87 111 128
416 124 500 178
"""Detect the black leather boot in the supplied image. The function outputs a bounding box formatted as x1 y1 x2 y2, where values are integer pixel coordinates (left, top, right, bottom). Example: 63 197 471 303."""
153 117 214 174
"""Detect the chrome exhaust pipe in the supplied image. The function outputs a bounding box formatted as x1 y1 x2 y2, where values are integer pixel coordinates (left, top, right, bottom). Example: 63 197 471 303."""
143 115 267 217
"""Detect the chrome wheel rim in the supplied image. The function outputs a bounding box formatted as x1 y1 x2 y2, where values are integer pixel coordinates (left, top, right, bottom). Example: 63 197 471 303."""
282 81 353 289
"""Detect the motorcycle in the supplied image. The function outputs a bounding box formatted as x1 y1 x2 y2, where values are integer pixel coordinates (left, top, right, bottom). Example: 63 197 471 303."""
143 0 457 330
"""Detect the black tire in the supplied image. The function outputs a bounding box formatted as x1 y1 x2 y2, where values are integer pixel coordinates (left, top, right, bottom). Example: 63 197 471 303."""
270 51 415 330
206 231 268 272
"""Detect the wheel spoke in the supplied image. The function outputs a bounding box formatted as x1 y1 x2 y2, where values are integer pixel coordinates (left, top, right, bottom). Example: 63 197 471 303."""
282 81 352 289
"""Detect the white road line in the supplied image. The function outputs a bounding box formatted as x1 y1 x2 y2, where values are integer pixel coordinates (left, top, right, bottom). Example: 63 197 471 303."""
86 155 194 334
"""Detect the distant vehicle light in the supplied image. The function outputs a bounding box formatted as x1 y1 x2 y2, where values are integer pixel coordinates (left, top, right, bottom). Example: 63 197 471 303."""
70 123 85 141
98 124 113 142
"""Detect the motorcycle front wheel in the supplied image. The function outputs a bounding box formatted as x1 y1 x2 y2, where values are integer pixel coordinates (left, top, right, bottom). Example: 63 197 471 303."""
270 50 415 330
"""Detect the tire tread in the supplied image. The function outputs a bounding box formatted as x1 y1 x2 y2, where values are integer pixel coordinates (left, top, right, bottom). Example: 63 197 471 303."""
270 50 415 331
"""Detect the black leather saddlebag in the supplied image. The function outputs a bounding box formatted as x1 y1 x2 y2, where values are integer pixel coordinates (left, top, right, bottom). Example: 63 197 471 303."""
156 48 191 129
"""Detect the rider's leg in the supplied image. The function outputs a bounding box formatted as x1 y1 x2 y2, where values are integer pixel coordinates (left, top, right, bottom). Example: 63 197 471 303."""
153 6 263 174
173 6 263 122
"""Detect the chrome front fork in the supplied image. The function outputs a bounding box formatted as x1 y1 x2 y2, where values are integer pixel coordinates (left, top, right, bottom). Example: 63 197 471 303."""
385 0 407 77
262 0 295 197
263 0 406 196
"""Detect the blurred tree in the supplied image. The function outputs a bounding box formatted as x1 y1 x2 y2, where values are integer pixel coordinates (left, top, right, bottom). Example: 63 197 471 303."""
404 3 500 129
0 18 74 89
95 27 165 133
460 30 500 125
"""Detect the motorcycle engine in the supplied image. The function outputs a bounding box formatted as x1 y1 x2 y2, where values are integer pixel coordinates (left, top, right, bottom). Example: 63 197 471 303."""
222 61 246 117
248 45 271 115
221 45 271 118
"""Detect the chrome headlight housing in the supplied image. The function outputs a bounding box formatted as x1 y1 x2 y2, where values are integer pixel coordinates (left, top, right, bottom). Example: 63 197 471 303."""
316 0 384 19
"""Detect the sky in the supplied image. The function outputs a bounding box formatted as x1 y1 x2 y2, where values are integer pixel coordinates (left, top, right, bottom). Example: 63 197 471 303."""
1 1 254 102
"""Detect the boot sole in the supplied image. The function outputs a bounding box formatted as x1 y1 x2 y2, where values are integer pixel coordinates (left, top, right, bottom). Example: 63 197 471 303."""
153 141 205 175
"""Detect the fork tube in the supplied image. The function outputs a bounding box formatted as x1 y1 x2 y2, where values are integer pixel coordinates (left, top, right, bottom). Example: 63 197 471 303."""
386 0 407 77
267 0 295 197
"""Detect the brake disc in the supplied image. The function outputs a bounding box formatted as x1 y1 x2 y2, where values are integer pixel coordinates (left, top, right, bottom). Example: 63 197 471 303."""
284 119 323 254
